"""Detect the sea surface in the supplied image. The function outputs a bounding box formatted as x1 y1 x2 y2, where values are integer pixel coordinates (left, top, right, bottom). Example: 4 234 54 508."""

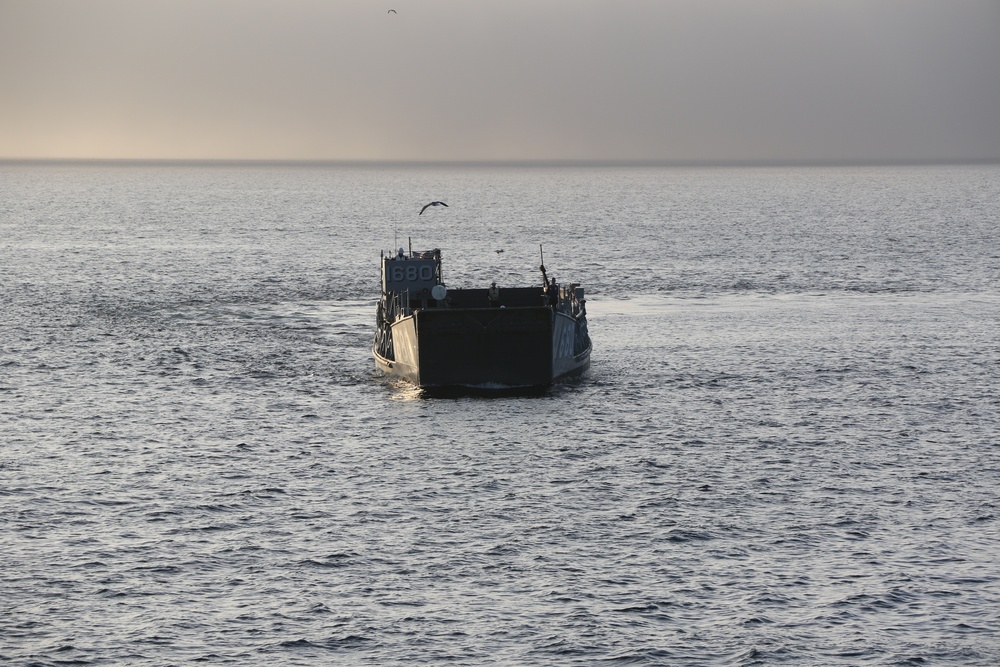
2 161 998 666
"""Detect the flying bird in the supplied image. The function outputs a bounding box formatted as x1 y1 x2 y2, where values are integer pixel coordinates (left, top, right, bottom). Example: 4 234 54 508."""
388 9 396 13
419 201 448 215
495 249 504 254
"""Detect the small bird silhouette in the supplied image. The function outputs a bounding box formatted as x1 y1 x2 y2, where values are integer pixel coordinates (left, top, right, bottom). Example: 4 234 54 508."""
388 9 396 13
495 249 504 254
419 201 448 215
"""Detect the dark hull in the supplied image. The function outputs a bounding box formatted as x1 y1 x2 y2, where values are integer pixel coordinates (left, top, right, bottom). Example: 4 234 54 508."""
373 306 590 389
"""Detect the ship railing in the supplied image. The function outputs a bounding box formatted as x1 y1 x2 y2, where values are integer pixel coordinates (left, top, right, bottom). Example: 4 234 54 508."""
388 290 414 319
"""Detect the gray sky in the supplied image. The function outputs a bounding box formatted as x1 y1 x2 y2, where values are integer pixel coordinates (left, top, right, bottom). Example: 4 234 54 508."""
2 0 998 162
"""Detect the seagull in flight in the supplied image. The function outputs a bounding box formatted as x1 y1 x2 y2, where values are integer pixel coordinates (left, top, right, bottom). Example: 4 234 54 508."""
388 9 396 13
419 201 448 215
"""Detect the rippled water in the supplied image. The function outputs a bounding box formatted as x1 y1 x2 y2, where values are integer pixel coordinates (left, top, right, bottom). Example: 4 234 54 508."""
2 162 998 665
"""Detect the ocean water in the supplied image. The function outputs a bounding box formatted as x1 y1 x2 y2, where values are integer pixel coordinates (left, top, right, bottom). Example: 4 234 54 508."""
1 161 998 666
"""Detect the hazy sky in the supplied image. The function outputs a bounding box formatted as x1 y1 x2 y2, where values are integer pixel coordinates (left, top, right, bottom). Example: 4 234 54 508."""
2 0 998 162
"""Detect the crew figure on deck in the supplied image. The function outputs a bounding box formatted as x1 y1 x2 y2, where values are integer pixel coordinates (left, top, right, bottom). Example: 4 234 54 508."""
488 281 500 307
540 263 559 308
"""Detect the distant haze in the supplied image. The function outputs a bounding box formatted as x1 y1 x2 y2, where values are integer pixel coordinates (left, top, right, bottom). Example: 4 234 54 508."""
2 0 998 162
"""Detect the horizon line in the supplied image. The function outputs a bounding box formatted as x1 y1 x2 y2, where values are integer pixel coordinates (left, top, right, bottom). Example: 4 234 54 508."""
2 156 999 169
